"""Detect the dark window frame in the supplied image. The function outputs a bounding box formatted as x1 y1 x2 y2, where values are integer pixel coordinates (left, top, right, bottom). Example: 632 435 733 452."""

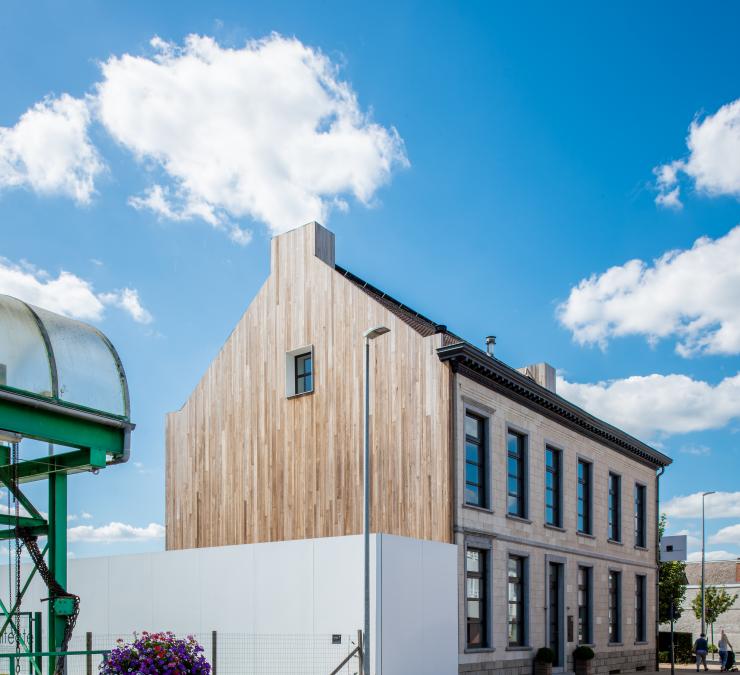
465 412 487 508
577 565 593 645
507 430 527 518
577 459 593 535
294 351 313 394
507 554 527 647
608 472 622 542
635 574 647 642
545 446 562 527
634 483 647 548
608 570 622 643
466 547 489 649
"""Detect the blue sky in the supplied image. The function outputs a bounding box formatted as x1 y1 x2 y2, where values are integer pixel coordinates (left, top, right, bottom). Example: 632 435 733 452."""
1 1 739 558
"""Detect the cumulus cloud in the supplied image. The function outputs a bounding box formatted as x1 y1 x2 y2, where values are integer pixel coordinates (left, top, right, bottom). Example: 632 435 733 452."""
557 226 740 356
711 524 740 547
655 98 740 208
68 521 165 543
0 94 103 203
557 372 740 438
0 257 152 324
688 550 738 562
663 492 740 519
96 33 408 236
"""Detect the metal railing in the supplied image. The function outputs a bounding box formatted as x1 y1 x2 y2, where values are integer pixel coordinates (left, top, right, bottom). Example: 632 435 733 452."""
0 650 109 675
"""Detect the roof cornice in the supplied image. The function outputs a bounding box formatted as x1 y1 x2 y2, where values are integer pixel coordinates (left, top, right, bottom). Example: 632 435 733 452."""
437 342 672 468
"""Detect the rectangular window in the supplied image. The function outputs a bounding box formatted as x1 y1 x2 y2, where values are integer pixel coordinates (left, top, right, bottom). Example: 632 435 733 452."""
634 484 647 547
294 352 313 394
635 574 647 642
577 459 592 534
608 472 621 542
466 548 488 648
608 570 622 643
507 431 526 518
465 413 486 508
508 555 526 646
545 446 562 527
577 566 592 644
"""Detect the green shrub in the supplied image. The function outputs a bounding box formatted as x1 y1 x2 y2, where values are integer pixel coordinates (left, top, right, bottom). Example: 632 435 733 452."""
535 647 555 664
573 646 595 661
658 651 670 663
709 644 719 654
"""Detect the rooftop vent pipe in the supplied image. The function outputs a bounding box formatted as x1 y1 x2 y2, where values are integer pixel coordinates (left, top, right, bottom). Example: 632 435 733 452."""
485 336 496 357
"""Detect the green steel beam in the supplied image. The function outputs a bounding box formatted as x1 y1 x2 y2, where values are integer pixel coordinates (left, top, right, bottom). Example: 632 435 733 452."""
0 525 46 541
48 472 67 668
0 514 46 528
0 394 127 454
0 472 43 519
0 447 107 484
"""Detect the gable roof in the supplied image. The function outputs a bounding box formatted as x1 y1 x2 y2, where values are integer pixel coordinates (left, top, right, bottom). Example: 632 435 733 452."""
334 263 672 469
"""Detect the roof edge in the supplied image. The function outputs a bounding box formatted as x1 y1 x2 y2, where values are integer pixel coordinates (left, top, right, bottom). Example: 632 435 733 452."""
437 341 672 468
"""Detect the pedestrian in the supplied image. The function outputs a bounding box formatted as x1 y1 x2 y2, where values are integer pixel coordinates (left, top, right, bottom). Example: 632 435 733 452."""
696 633 710 672
719 630 733 671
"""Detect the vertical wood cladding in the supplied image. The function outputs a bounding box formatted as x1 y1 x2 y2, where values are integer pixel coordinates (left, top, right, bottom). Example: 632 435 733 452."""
166 223 452 550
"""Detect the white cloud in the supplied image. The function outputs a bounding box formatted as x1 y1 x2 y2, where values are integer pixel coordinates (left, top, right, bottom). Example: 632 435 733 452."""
655 98 740 208
81 511 93 520
557 226 740 356
0 94 103 203
96 34 408 236
679 444 711 456
688 550 739 562
663 492 740 519
0 257 153 324
68 521 165 543
558 372 740 438
711 524 740 547
99 288 153 324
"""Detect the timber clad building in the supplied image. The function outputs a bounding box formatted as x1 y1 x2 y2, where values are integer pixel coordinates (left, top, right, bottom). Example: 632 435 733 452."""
166 222 672 675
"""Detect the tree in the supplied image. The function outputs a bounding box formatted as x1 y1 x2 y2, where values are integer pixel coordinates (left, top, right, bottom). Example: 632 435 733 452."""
659 515 688 624
691 585 738 647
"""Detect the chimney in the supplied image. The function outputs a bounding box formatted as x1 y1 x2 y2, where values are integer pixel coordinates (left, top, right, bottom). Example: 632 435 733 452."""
485 336 496 357
517 362 557 394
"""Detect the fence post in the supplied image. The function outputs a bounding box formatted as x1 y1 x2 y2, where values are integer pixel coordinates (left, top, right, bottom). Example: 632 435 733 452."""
357 630 363 675
211 630 217 675
34 612 42 675
86 631 93 675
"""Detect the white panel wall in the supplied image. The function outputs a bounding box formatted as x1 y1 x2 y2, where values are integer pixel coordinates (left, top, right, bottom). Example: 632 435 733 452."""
0 534 457 675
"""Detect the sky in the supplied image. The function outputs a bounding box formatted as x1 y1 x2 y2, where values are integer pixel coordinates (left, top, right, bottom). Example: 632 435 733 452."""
1 1 739 560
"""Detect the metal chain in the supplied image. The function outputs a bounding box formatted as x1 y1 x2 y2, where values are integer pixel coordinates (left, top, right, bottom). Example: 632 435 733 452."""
11 442 21 675
18 529 80 675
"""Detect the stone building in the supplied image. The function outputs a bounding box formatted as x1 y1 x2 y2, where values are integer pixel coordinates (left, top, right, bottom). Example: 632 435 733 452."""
662 560 740 649
167 222 672 674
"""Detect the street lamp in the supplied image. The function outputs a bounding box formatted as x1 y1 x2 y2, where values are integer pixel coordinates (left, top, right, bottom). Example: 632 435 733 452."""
362 325 390 675
701 491 716 637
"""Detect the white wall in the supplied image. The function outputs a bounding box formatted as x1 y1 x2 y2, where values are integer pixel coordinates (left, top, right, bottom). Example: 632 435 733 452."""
1 534 457 675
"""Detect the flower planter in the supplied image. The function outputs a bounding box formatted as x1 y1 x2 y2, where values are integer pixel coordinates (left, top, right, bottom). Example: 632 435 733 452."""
575 658 593 675
535 661 553 675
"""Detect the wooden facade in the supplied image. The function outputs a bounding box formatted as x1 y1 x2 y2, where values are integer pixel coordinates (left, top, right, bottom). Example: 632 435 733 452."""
166 222 453 550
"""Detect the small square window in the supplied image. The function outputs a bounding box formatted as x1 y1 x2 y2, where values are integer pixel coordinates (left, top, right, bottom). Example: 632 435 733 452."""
295 352 313 394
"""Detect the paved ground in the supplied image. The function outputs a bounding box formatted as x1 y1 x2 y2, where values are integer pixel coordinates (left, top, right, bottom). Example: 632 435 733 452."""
659 662 730 674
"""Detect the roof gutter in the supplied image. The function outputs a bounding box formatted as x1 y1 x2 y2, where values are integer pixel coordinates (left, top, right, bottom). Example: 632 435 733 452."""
437 341 671 468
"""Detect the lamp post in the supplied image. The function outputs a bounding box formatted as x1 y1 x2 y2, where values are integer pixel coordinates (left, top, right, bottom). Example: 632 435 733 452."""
701 491 715 637
362 325 390 675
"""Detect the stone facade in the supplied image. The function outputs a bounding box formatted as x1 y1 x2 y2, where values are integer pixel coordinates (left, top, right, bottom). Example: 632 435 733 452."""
455 373 659 675
660 560 740 649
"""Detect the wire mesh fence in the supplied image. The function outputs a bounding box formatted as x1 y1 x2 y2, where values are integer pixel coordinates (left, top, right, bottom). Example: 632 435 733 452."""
54 631 361 675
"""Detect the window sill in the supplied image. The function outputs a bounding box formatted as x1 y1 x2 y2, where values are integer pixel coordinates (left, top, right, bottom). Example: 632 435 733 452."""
634 641 649 646
465 647 495 654
634 544 648 551
287 390 314 400
506 513 532 525
544 523 566 533
463 503 494 515
506 646 533 652
608 642 624 647
608 539 623 546
579 643 595 648
577 531 595 539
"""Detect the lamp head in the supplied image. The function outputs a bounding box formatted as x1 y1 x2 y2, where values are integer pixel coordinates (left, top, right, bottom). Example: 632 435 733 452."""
364 326 390 340
703 491 716 497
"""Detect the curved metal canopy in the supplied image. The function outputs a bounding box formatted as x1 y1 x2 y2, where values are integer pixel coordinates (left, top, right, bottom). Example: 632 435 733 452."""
0 294 130 420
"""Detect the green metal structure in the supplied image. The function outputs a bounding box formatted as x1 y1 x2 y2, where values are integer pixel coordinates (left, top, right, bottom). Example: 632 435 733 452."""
0 294 133 673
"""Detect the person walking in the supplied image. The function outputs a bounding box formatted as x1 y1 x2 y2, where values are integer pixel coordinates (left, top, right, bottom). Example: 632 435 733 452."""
696 633 710 672
719 630 733 671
